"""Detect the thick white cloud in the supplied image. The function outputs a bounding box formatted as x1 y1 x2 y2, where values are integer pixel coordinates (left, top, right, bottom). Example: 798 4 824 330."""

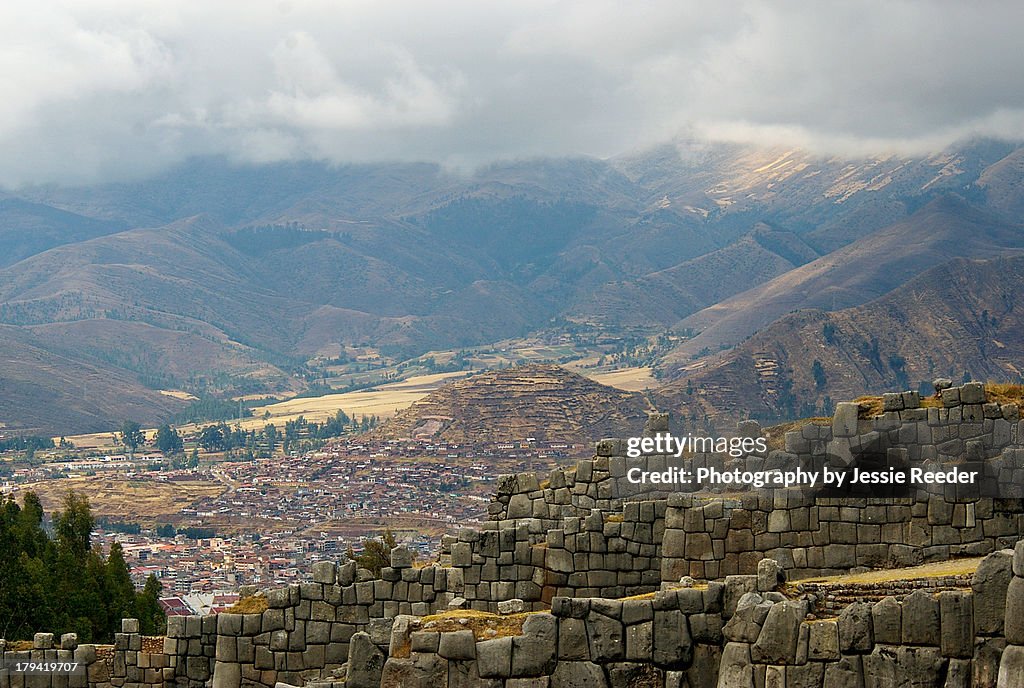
2 0 1023 185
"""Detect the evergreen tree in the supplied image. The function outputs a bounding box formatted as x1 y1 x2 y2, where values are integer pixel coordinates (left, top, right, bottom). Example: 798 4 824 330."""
52 492 104 641
54 491 93 559
105 542 136 636
345 529 397 576
119 421 144 460
154 424 184 456
135 574 165 636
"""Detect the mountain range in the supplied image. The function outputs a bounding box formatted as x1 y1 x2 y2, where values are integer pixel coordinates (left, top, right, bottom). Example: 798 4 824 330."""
1 138 1022 434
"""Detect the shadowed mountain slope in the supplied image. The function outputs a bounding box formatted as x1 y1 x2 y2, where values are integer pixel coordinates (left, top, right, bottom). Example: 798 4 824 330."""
660 195 1024 374
656 255 1024 425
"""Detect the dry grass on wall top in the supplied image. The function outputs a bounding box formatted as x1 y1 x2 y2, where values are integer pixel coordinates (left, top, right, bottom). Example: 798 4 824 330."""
854 383 1024 419
419 609 535 640
764 417 831 451
224 595 269 614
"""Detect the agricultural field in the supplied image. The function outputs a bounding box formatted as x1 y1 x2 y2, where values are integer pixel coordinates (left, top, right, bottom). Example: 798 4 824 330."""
20 475 224 522
580 366 657 392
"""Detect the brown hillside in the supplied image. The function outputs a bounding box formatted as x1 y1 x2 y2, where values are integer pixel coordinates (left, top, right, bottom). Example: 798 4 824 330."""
662 195 1024 372
656 255 1024 425
368 364 653 445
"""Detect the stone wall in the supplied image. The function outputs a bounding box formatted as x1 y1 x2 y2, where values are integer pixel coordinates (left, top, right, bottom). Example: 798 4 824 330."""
166 558 460 688
374 546 1024 687
0 620 168 688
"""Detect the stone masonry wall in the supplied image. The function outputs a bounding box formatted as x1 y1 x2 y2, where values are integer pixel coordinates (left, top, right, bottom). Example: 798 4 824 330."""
375 546 1024 687
0 620 168 688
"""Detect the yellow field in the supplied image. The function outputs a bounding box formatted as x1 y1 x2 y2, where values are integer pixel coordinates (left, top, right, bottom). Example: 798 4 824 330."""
57 372 468 447
159 389 198 401
18 476 224 520
224 372 467 431
581 366 657 391
55 431 122 450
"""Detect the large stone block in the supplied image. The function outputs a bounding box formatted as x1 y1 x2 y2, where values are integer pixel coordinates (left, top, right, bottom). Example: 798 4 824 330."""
939 591 973 659
833 403 860 437
870 597 900 645
211 661 241 688
1005 576 1024 644
752 601 805 664
587 610 624 662
972 549 1013 635
756 558 784 592
807 620 839 660
476 637 513 678
346 632 385 688
901 590 940 646
438 630 476 661
723 593 772 643
558 618 589 661
549 661 609 688
311 561 336 584
625 621 653 661
717 642 753 688
998 645 1024 688
823 655 863 688
973 637 1005 688
511 614 557 677
838 602 873 653
652 610 692 669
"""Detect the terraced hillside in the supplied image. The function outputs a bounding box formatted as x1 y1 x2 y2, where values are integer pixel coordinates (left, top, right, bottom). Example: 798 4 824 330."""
368 364 653 445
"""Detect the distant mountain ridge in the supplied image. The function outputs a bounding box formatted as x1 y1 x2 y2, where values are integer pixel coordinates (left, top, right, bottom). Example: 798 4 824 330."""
1 138 1023 433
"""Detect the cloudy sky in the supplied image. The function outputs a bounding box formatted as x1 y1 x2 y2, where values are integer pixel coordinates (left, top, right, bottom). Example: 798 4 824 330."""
2 1 1023 185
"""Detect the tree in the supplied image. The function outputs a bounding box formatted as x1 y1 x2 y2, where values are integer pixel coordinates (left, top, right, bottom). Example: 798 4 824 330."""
119 421 144 460
198 425 224 451
135 574 165 635
54 491 93 560
264 424 278 454
154 425 183 456
105 542 135 637
812 360 827 389
345 529 397 576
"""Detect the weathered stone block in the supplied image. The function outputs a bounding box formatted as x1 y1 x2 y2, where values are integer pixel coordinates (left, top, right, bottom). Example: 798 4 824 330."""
476 636 513 678
939 591 973 658
650 610 692 669
901 590 940 646
757 558 784 592
833 403 860 437
311 561 336 584
870 597 900 645
838 602 873 653
807 620 839 660
751 600 804 664
587 610 624 662
346 633 385 688
998 644 1024 688
439 630 476 661
549 660 607 688
717 642 753 688
723 592 771 643
1004 576 1024 644
512 614 561 675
